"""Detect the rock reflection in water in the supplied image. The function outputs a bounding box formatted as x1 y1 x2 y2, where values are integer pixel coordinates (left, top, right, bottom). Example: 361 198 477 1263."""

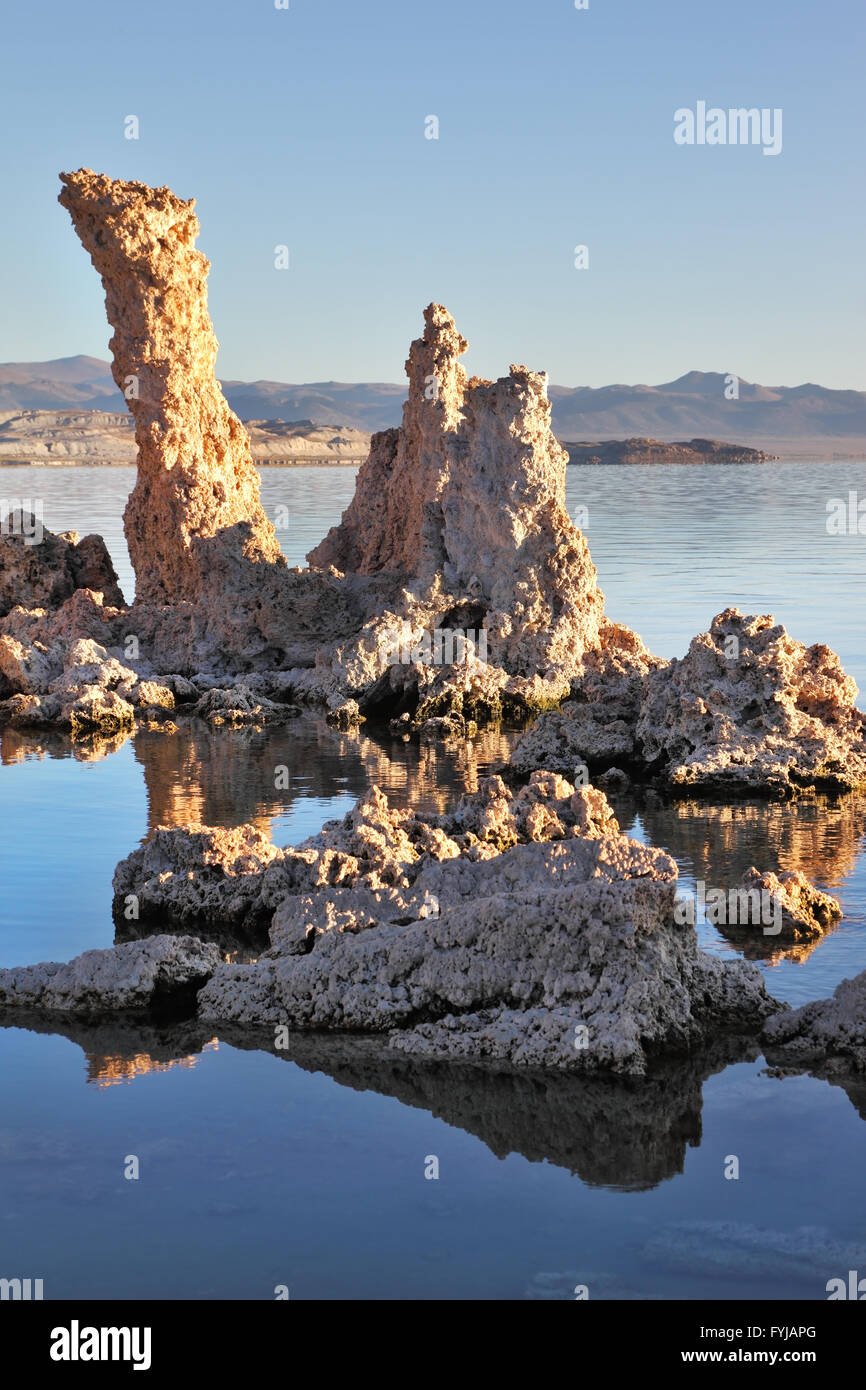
608 786 866 964
132 714 519 834
0 725 132 765
0 1008 773 1192
629 789 866 889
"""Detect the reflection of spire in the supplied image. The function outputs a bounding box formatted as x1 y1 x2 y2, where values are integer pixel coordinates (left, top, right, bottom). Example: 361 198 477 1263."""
85 1038 219 1087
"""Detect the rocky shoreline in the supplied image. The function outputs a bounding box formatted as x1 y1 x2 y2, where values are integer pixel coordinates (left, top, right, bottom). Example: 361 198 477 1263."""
1 168 864 1080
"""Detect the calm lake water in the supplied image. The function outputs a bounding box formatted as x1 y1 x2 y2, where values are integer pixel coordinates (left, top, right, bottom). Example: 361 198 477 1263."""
1 461 865 1300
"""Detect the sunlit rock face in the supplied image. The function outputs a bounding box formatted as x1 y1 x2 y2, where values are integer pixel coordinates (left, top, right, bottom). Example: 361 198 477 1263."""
309 304 605 677
58 169 284 608
636 609 866 795
57 170 351 676
512 608 866 797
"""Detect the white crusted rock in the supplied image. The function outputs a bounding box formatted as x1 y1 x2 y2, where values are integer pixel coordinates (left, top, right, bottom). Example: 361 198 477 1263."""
636 608 866 795
763 971 866 1071
0 935 220 1014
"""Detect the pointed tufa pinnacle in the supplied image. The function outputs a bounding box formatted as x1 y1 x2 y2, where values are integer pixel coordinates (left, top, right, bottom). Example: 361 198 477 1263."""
310 303 605 671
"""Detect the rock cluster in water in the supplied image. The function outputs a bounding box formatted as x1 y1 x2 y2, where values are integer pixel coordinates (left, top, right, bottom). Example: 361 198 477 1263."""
3 778 782 1073
0 169 864 1077
0 168 863 800
513 608 866 797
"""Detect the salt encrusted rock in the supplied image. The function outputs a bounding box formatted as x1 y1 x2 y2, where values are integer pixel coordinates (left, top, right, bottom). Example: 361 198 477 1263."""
62 685 135 736
0 935 220 1014
511 701 635 773
636 608 866 795
0 512 124 618
596 767 630 790
512 608 866 795
112 778 778 1072
763 971 866 1072
59 169 284 607
112 824 285 929
198 831 778 1073
112 774 624 938
161 673 200 702
309 303 605 676
732 867 842 943
510 619 666 772
0 613 161 735
127 680 175 710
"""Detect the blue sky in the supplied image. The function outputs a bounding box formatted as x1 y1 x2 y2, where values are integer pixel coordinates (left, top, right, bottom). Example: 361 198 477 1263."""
1 0 863 387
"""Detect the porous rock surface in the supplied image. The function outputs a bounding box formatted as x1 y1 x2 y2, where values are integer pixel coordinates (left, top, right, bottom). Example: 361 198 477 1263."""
512 608 866 796
636 609 866 794
309 302 605 677
58 170 284 608
0 590 182 733
112 774 619 933
509 620 666 771
734 867 842 943
0 512 123 618
763 970 866 1072
108 777 780 1074
0 935 220 1014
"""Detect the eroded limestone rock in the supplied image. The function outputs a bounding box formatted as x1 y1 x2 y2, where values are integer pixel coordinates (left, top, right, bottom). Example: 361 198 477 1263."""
107 777 778 1073
734 867 842 942
197 829 777 1073
309 303 606 680
763 970 866 1073
59 170 284 607
191 684 301 727
0 601 164 735
113 773 621 941
509 620 667 772
0 512 123 618
0 935 219 1014
637 609 866 795
512 609 866 797
112 824 285 930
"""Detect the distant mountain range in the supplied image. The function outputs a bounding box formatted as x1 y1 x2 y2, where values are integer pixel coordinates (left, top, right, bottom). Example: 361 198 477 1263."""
1 357 864 456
